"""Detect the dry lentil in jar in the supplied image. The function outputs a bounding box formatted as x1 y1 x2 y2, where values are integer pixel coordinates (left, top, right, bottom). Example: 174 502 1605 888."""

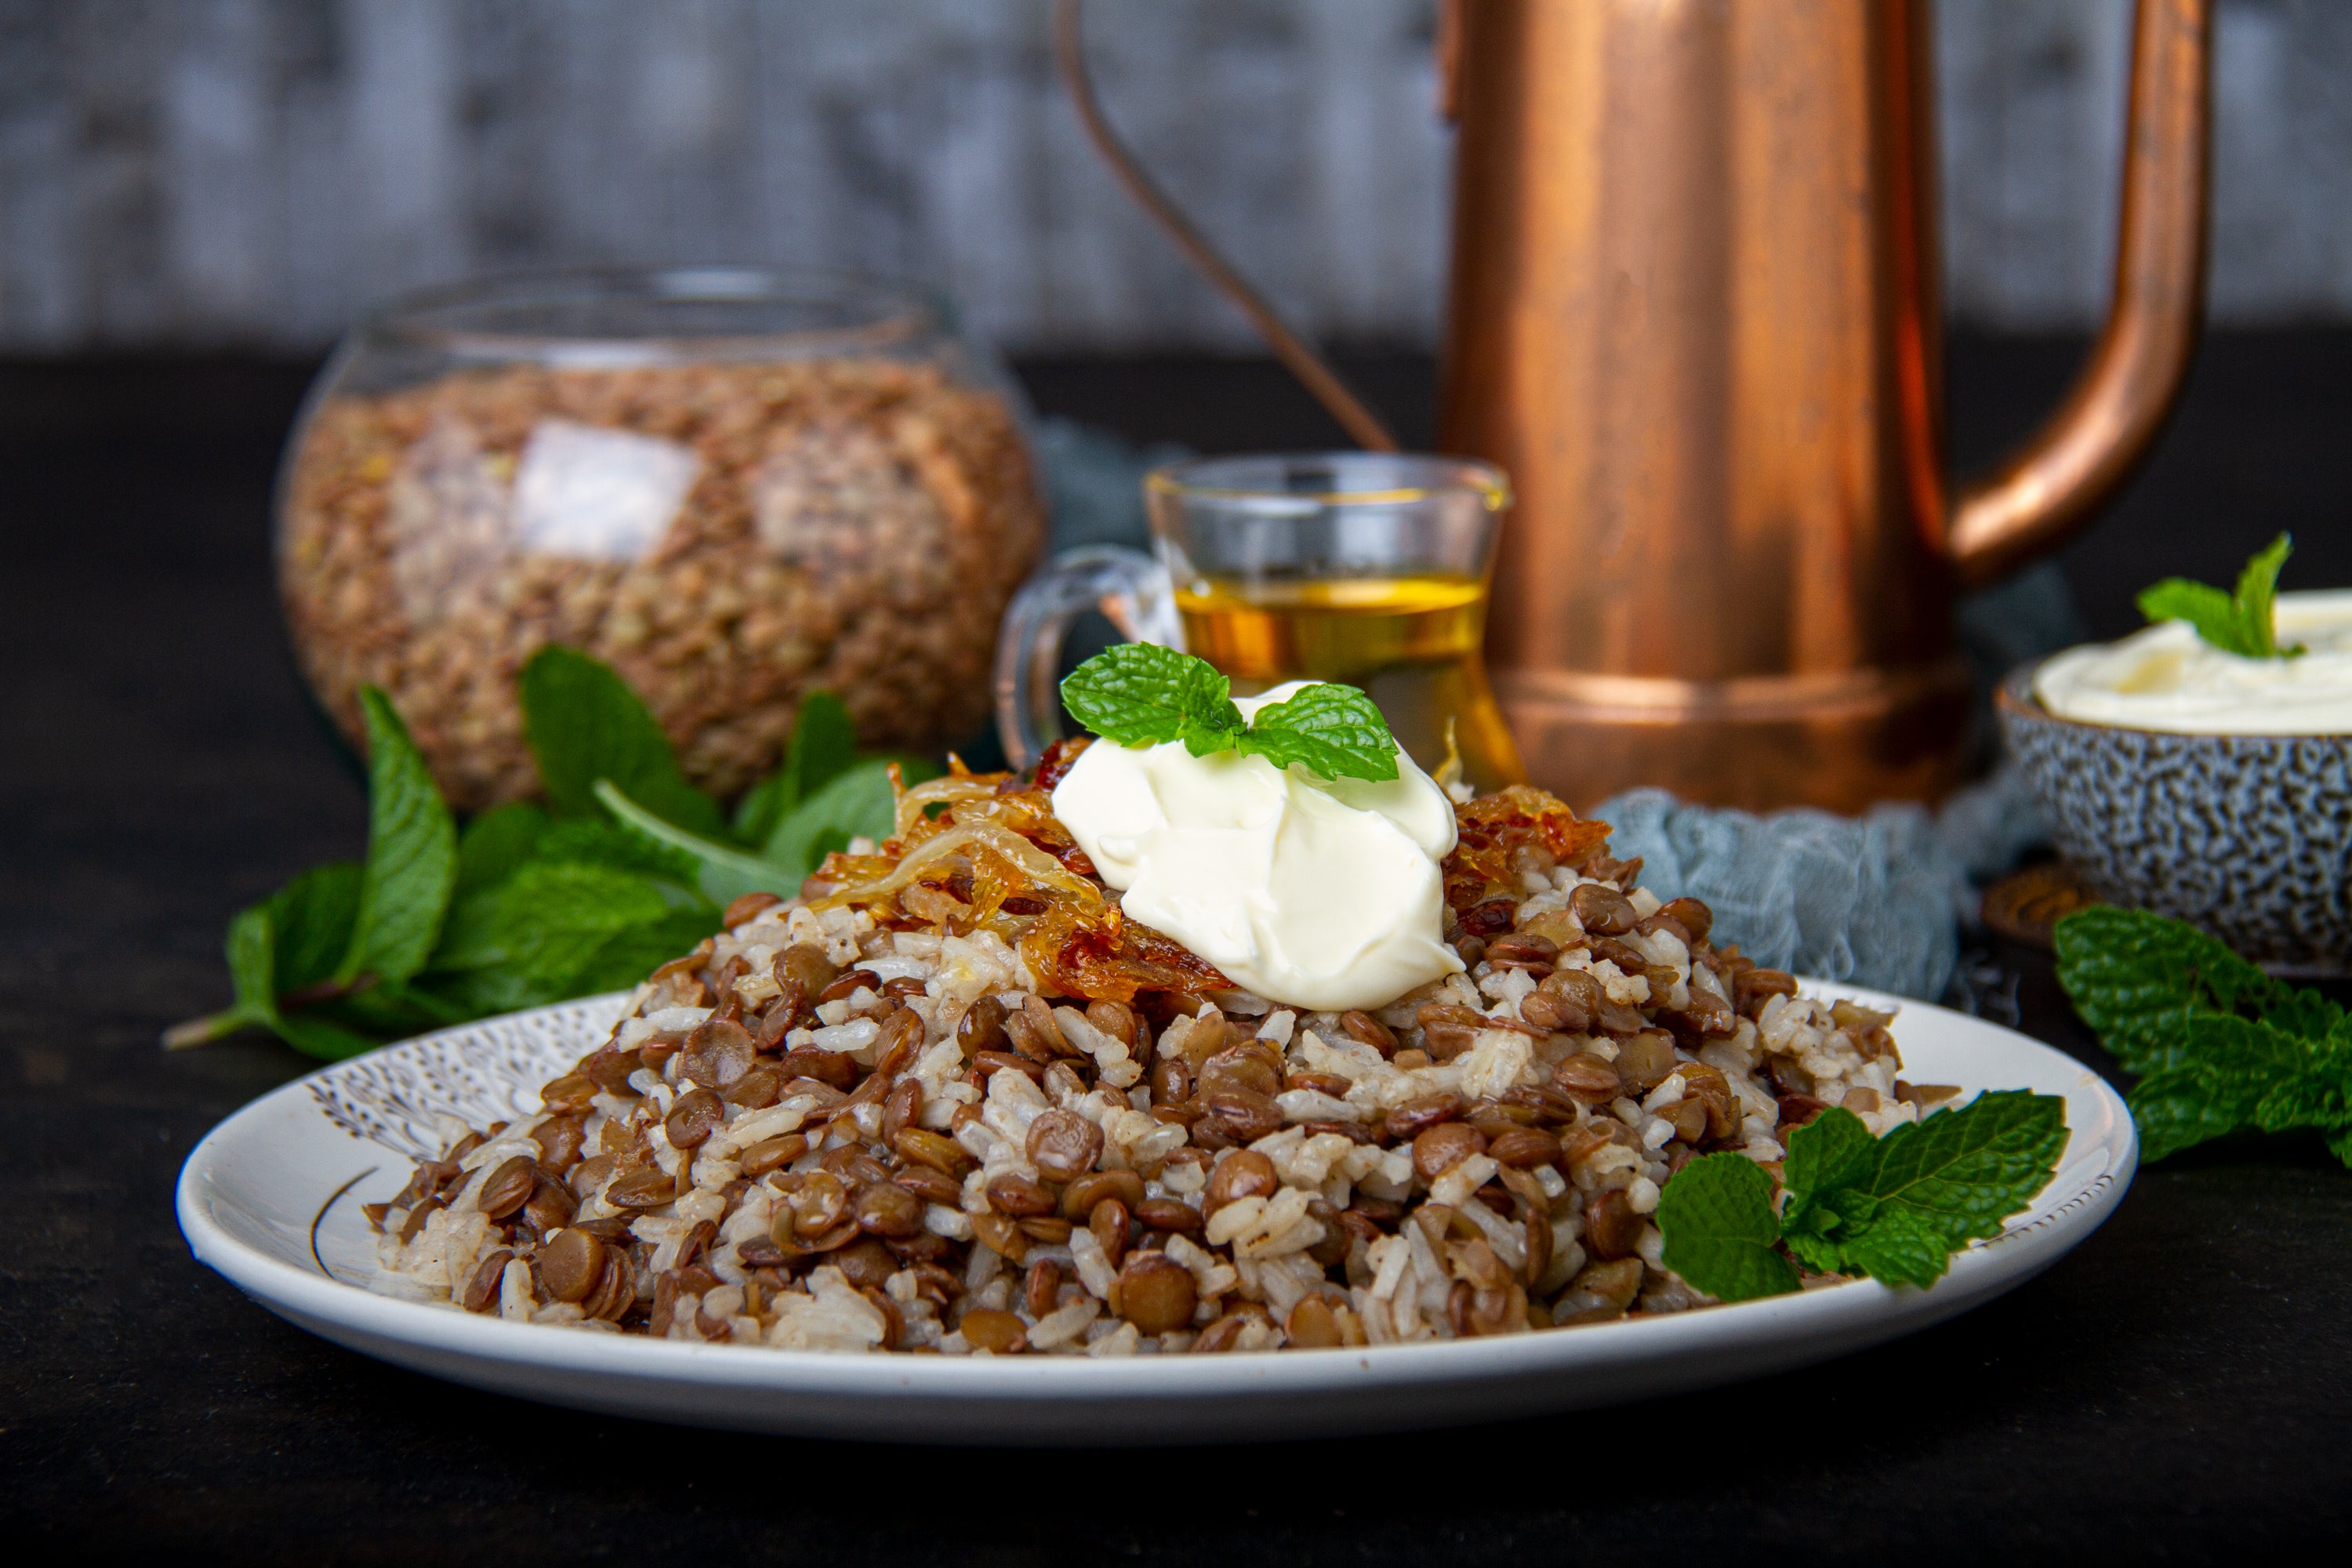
279 358 1041 811
371 755 1935 1354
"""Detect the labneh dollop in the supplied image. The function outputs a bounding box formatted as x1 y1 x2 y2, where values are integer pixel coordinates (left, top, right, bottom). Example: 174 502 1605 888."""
1051 681 1463 1011
2034 589 2352 735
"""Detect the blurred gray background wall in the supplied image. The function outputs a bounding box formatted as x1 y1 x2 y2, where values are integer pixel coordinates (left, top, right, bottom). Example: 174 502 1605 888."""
1 0 2346 354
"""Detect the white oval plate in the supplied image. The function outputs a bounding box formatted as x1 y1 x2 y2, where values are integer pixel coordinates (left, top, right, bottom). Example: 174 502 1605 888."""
180 983 2133 1446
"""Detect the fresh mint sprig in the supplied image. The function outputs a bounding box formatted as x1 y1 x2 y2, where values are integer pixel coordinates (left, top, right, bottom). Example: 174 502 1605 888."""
1059 644 1400 782
169 649 933 1061
2056 906 2352 1165
1656 1091 2067 1302
2136 532 2305 659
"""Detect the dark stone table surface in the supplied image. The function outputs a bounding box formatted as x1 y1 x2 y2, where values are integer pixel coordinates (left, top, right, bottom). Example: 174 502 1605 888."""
4 336 2349 1562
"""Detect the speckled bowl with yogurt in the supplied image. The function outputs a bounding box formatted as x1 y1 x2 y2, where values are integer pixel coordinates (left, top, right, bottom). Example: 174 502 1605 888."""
2000 590 2352 974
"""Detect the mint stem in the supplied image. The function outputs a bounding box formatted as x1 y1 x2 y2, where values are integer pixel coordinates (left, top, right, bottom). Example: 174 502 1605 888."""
161 1008 256 1051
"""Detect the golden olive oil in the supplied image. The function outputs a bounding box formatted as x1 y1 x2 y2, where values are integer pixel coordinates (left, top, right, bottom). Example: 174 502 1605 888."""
1174 574 1526 791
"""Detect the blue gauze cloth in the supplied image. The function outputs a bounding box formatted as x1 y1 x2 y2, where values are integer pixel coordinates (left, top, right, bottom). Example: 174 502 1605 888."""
1592 767 2050 1003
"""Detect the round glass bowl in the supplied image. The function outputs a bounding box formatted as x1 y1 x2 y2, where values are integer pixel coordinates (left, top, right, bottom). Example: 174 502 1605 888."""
276 267 1044 811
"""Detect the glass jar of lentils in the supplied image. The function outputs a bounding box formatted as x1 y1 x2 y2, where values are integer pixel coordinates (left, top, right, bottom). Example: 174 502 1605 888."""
276 267 1044 811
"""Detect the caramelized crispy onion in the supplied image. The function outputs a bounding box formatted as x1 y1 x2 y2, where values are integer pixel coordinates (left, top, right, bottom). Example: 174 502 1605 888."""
804 759 1604 1007
1445 786 1613 915
801 768 1230 1005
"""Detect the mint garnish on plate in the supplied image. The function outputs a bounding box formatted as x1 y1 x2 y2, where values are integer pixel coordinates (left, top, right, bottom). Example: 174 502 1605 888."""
1656 1091 2067 1302
2136 532 2305 659
1059 643 1401 782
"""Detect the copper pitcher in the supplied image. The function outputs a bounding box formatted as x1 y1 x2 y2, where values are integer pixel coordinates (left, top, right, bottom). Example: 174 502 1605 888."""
1057 0 2210 813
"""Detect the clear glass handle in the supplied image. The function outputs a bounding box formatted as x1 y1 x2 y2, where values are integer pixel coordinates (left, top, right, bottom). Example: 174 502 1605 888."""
993 545 1182 770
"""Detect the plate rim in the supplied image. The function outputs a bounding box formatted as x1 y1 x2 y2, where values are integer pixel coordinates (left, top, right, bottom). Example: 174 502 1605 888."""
177 981 2137 1406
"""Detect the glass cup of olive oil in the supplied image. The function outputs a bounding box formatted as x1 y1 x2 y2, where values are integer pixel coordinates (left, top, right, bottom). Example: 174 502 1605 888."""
996 452 1525 793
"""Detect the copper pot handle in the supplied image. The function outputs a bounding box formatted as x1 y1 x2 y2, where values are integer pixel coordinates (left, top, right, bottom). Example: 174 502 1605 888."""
1947 0 2212 587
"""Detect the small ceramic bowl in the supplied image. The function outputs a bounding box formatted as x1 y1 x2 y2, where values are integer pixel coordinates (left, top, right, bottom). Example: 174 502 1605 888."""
1996 665 2352 975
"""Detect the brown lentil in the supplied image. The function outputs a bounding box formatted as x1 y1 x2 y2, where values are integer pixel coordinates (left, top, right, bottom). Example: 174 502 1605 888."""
1584 1189 1646 1261
461 1248 512 1313
1024 1258 1062 1320
1203 1149 1279 1217
985 1171 1058 1218
663 1087 726 1150
474 1156 538 1221
539 1229 605 1303
1059 1169 1147 1221
1385 1093 1465 1142
605 1167 679 1209
1412 1122 1489 1181
1025 1109 1105 1182
1089 1197 1131 1269
958 1308 1029 1355
1339 1009 1398 1057
1116 1252 1198 1335
853 1180 925 1240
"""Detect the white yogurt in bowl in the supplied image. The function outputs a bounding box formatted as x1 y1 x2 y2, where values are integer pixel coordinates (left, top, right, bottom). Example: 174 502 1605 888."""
2032 590 2352 735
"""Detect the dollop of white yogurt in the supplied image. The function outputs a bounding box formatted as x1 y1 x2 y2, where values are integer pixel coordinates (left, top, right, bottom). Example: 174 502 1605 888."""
2034 590 2352 735
1050 682 1463 1011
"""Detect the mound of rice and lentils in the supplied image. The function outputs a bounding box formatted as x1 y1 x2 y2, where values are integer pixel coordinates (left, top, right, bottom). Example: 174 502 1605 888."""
371 742 1943 1355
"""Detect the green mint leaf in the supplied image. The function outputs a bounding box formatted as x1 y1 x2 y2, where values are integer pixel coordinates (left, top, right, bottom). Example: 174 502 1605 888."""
2136 533 2301 659
732 691 859 845
2056 906 2352 1165
1781 1106 1877 1215
409 967 540 1022
452 803 550 902
1781 1225 1846 1278
762 759 901 881
1058 648 1408 783
537 815 702 887
520 645 724 835
225 902 278 1023
596 779 800 906
1181 724 1243 758
266 862 364 996
2252 1018 2352 1141
1236 681 1401 782
2125 1014 2332 1161
731 770 797 851
269 1011 383 1062
2137 579 2252 655
336 688 458 986
561 908 725 997
2231 532 2294 658
2054 906 2341 1076
325 979 467 1036
1818 1091 2068 1287
2122 1070 2253 1166
1654 1152 1798 1302
1835 1203 1964 1290
427 861 673 985
179 898 376 1060
1061 644 1244 750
